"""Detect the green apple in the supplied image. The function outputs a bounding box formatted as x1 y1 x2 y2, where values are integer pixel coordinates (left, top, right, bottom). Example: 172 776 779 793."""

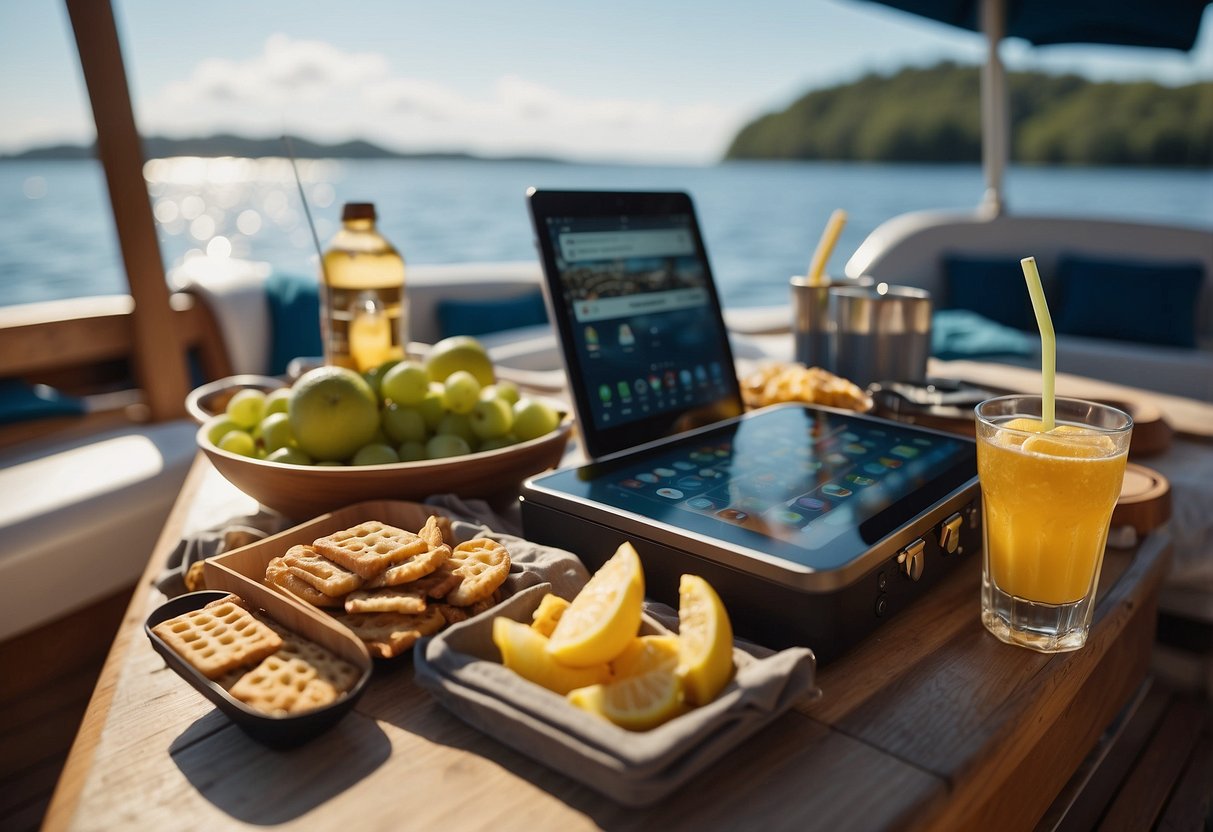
288 366 380 462
418 387 447 430
481 380 520 405
266 446 312 466
512 398 561 441
382 403 428 444
264 387 292 416
362 359 401 400
425 335 495 385
217 430 256 457
226 388 267 429
258 411 294 453
443 370 482 415
426 434 471 459
380 360 430 406
470 397 513 440
351 442 400 466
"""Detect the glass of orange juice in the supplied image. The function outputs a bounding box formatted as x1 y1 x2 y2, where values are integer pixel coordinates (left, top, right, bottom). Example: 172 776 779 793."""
976 395 1132 652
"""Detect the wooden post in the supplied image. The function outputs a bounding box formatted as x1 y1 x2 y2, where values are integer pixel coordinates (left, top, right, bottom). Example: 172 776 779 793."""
64 0 189 421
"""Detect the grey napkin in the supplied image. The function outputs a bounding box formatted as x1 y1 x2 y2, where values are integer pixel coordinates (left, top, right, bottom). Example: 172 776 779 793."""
414 584 820 807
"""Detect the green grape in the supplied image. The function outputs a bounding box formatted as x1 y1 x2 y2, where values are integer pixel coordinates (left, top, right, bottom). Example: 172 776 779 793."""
266 446 312 466
470 397 513 440
397 440 428 462
382 403 429 444
351 443 400 466
226 388 267 429
381 360 431 406
442 370 482 415
264 387 292 416
217 430 256 457
426 434 471 459
259 411 294 453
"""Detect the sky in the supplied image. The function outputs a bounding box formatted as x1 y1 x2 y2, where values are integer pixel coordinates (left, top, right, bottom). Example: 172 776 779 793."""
2 0 1211 164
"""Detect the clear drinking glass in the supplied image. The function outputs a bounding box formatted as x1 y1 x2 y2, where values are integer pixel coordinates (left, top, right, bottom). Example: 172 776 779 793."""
975 395 1132 652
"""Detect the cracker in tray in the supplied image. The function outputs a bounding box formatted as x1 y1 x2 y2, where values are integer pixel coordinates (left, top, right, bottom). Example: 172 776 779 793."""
444 538 511 606
227 654 342 716
362 541 451 589
433 590 502 626
282 544 364 596
331 607 445 659
419 514 452 548
152 594 283 680
266 557 345 608
344 585 428 615
314 521 430 579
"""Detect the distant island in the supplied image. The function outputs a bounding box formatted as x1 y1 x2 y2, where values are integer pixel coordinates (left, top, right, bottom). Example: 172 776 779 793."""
6 63 1210 167
0 134 564 164
726 61 1212 167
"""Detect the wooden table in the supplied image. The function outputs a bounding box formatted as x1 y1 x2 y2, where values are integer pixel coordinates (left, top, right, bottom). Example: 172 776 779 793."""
44 454 1171 831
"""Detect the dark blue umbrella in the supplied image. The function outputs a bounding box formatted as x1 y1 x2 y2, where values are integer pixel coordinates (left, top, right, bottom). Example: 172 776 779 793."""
856 0 1210 213
863 0 1209 50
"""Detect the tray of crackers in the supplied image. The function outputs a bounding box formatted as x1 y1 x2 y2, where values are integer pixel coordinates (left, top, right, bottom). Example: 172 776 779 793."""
144 586 372 747
204 500 513 659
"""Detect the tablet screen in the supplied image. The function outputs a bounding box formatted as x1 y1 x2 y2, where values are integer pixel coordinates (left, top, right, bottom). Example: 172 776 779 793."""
528 191 742 458
526 405 976 571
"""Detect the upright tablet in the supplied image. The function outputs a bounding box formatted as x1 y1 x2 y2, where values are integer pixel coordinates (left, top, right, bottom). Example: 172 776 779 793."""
527 189 743 459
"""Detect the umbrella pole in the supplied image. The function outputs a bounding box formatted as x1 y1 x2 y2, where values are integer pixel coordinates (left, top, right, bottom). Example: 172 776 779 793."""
979 0 1008 217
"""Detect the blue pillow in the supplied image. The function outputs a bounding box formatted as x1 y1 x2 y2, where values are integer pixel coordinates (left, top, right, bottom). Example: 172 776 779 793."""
437 291 548 339
1055 255 1204 348
265 273 322 375
0 379 85 426
931 309 1036 361
944 255 1039 332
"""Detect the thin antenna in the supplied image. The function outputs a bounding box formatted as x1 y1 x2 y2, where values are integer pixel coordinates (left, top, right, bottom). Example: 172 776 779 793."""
283 134 328 280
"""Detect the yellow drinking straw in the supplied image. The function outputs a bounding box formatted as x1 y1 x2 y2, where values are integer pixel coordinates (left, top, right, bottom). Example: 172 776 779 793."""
1020 256 1056 431
807 209 847 287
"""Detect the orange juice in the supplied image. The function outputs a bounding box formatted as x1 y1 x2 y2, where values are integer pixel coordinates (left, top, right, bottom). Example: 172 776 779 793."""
977 417 1127 604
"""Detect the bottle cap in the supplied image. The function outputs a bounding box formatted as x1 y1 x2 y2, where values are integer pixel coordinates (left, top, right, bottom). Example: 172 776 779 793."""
342 202 377 221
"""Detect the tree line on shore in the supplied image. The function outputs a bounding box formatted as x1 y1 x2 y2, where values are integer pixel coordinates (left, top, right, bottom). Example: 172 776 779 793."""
725 61 1212 167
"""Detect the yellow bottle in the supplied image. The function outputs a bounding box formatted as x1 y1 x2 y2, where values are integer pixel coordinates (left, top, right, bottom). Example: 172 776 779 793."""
321 202 408 371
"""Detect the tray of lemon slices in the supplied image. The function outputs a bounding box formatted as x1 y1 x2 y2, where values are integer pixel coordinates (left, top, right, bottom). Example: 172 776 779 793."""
413 541 820 808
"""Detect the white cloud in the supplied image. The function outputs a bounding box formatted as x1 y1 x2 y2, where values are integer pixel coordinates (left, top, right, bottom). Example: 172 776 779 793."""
139 34 741 163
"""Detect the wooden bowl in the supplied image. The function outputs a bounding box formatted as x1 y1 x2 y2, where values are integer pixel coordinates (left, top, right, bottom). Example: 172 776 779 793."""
197 417 575 520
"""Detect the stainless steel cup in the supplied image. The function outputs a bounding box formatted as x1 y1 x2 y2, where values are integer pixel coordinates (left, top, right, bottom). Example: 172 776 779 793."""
790 275 873 369
828 282 932 386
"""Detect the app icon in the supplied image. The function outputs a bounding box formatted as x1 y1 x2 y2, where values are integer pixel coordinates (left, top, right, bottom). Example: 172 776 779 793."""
890 445 918 459
879 457 903 469
695 365 707 383
636 472 659 484
649 375 662 392
664 371 677 389
772 510 805 525
634 378 647 396
690 451 715 463
842 432 859 442
710 362 722 378
795 496 829 511
716 508 748 522
677 476 705 490
618 381 631 399
680 369 693 387
913 437 932 446
686 496 715 510
864 462 887 475
584 326 599 349
653 467 677 478
822 484 853 498
655 487 684 500
846 474 876 487
619 479 644 489
699 468 723 479
672 461 696 471
598 384 612 402
618 324 635 346
826 453 849 466
844 443 867 455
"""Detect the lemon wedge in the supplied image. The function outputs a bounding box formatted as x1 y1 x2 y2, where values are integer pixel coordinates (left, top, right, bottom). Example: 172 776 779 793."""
676 575 735 706
530 593 570 638
567 669 686 731
1022 431 1116 459
611 635 680 680
547 541 644 667
492 617 611 695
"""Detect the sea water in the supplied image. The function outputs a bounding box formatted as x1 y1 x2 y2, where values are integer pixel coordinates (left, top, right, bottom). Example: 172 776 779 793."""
1 159 1209 309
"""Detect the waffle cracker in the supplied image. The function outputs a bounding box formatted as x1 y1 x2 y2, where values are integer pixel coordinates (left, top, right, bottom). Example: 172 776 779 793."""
152 595 282 680
363 542 450 589
434 590 502 626
314 521 430 579
332 608 445 659
267 624 361 695
419 515 452 548
227 655 340 716
445 538 511 606
344 585 428 615
266 557 345 608
282 544 363 596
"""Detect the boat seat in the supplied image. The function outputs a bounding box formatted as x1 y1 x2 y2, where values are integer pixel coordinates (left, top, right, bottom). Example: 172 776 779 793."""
0 420 198 642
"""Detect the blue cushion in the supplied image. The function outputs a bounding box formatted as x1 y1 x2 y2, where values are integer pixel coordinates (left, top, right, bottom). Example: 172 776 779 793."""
931 309 1036 361
265 273 322 375
1055 255 1204 348
436 290 548 339
0 379 85 426
944 255 1039 332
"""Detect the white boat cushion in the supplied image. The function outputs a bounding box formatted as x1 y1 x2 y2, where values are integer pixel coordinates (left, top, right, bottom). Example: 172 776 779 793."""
0 420 198 641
